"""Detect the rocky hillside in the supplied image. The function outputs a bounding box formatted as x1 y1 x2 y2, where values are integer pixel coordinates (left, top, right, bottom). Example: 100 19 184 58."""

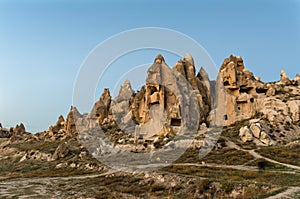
2 54 299 146
56 54 300 147
0 54 299 198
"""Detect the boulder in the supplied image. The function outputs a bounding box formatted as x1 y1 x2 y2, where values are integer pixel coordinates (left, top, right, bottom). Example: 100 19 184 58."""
239 126 253 142
52 142 69 160
250 123 261 138
260 131 272 145
287 100 300 122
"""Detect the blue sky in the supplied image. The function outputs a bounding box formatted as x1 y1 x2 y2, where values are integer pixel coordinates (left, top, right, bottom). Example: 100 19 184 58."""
0 0 299 132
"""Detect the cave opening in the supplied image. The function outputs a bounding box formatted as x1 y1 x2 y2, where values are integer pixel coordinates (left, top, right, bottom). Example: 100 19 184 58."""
224 114 228 121
223 81 230 86
171 118 181 126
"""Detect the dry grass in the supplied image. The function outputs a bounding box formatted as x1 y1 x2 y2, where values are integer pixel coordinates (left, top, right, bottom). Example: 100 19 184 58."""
175 144 253 165
256 145 300 166
162 165 300 187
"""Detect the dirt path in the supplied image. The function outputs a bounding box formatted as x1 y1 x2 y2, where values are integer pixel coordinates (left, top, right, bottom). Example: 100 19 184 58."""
226 140 300 170
0 169 117 184
248 149 300 170
1 139 299 198
133 162 258 171
0 170 118 198
131 162 296 175
266 187 300 199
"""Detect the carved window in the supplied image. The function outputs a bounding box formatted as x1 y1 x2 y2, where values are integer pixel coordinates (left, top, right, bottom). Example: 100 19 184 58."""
224 114 228 120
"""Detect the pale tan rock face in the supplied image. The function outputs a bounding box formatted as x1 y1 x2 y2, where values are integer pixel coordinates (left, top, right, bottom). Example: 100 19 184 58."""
52 142 69 160
64 106 81 135
214 55 278 126
184 53 194 66
44 54 299 147
294 74 300 85
49 115 65 135
260 131 271 145
90 88 112 124
239 124 273 146
130 54 211 140
110 80 135 131
215 55 259 126
173 55 211 123
13 123 26 135
279 70 291 85
250 123 261 138
239 126 253 142
287 100 300 122
214 55 300 129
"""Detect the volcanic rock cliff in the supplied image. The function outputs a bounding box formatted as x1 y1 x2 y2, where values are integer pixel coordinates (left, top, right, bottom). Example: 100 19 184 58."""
1 54 300 147
1 54 300 198
53 53 298 149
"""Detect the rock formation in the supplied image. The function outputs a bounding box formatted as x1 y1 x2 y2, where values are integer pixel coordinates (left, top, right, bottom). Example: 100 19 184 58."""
0 123 11 138
48 115 65 136
65 54 299 147
45 106 82 140
110 80 134 128
52 142 69 160
239 123 273 146
64 106 82 135
213 55 300 128
279 70 291 85
8 123 29 142
11 53 297 148
214 55 263 126
90 88 111 124
130 54 209 140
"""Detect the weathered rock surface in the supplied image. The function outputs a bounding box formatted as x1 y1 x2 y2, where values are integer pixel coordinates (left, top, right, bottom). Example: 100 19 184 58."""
0 124 11 138
130 54 209 141
239 126 253 142
1 53 300 199
52 142 69 160
279 70 291 85
239 123 273 146
69 54 299 147
214 55 263 126
250 123 261 138
5 54 298 149
48 115 65 136
214 55 300 130
90 88 111 124
110 80 134 129
64 106 82 135
8 123 29 142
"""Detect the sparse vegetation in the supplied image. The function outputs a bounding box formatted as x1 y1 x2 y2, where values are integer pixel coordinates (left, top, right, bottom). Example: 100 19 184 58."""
257 145 300 166
162 165 300 187
7 140 60 153
175 139 253 165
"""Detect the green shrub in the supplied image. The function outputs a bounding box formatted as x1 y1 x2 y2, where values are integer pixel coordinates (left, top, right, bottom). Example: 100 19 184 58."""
221 181 234 193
